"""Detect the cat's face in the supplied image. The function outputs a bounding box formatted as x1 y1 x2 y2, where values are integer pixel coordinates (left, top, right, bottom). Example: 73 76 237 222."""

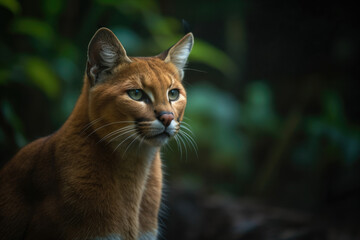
89 58 186 147
86 28 193 149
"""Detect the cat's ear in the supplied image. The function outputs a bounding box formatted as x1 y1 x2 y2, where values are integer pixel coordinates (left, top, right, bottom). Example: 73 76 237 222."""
158 33 194 79
87 27 131 86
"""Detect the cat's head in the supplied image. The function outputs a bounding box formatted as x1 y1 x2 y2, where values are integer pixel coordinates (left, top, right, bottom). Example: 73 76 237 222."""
85 28 193 148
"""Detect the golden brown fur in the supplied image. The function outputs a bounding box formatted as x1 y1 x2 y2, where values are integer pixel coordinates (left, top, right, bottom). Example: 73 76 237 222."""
0 28 193 240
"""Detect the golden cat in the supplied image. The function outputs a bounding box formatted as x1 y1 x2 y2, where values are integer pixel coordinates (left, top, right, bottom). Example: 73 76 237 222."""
0 27 193 240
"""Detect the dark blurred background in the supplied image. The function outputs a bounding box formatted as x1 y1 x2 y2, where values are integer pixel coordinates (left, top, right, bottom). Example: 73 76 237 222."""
0 0 359 239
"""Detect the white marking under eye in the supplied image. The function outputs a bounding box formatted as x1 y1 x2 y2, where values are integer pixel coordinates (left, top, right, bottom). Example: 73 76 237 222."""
144 89 154 103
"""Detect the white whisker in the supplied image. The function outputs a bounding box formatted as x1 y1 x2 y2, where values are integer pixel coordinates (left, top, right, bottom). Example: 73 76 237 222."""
138 136 145 150
178 130 198 159
86 121 136 138
98 125 135 144
179 126 197 144
107 129 137 145
137 136 146 158
113 132 138 153
183 68 207 73
164 141 174 153
80 118 102 135
123 134 141 157
177 133 188 160
174 135 183 159
180 124 194 134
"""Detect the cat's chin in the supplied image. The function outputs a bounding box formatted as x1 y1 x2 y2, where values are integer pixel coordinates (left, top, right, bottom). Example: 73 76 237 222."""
145 133 171 147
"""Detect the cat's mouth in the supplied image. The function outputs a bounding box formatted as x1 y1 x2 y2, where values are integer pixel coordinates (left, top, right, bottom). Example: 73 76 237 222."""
143 130 173 146
147 131 170 139
136 119 177 146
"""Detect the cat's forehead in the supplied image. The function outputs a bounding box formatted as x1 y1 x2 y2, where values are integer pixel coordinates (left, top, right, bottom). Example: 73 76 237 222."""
121 57 180 87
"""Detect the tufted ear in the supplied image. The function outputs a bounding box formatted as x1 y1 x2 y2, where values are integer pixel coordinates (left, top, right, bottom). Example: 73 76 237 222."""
158 33 194 79
87 27 131 86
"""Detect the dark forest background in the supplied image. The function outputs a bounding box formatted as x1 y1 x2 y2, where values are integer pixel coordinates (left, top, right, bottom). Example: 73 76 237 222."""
0 0 359 239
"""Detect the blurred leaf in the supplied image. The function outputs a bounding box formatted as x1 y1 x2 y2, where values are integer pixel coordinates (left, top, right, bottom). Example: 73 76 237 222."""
57 40 80 62
292 142 317 168
186 82 251 173
42 0 64 20
53 57 80 83
111 27 143 54
242 81 279 134
0 100 26 147
0 69 10 85
0 0 21 15
96 0 158 13
11 18 54 43
299 111 360 167
0 127 4 143
186 83 241 130
343 135 360 165
23 56 60 99
190 39 238 79
144 14 180 38
323 91 345 124
59 90 78 120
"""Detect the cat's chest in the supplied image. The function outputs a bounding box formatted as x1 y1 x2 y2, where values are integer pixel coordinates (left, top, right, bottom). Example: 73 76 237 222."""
93 232 157 240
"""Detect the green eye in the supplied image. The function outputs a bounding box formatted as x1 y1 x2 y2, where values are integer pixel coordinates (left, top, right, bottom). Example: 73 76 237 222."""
127 89 144 101
168 89 180 101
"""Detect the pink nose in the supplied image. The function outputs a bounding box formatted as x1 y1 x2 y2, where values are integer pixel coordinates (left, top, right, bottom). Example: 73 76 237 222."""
158 113 174 127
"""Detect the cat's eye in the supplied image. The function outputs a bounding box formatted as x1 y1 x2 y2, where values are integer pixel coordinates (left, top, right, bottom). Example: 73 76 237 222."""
168 89 180 101
127 89 145 101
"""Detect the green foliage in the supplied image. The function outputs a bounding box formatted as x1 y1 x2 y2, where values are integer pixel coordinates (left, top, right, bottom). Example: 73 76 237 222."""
186 83 244 163
190 40 238 79
41 0 64 20
12 18 55 43
241 81 279 134
167 79 360 197
0 100 26 147
294 91 360 167
23 56 60 99
0 0 21 15
176 81 281 191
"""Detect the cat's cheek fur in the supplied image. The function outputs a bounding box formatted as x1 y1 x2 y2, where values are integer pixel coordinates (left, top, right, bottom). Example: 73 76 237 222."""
172 96 187 120
113 97 148 120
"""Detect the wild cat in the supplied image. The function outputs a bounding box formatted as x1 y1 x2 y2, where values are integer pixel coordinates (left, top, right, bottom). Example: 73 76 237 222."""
0 27 193 240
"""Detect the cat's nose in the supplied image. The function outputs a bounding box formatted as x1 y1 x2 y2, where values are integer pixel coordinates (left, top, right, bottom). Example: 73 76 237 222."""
158 112 174 127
